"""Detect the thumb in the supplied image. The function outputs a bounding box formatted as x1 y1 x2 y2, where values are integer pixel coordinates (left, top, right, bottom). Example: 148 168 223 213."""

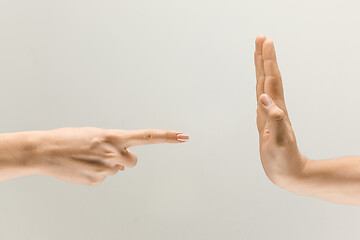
258 94 288 145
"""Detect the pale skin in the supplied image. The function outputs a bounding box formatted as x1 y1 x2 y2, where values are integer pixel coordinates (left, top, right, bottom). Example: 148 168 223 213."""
3 36 360 205
255 34 360 205
0 127 189 185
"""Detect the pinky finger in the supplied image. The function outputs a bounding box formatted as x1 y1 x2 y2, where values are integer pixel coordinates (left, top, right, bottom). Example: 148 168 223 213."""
109 165 124 175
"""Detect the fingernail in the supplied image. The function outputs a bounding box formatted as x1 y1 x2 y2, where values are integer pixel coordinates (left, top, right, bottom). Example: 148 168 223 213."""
261 94 273 106
177 134 189 142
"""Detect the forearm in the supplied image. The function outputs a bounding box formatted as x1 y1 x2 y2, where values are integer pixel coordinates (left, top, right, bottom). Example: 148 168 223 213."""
0 131 40 181
284 156 360 205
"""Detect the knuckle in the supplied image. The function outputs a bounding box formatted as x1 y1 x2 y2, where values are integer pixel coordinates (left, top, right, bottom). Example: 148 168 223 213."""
103 152 119 164
92 163 115 175
265 75 276 82
109 168 119 175
265 75 282 88
85 176 102 186
143 129 153 141
103 129 126 143
94 165 107 174
90 137 103 149
270 108 284 120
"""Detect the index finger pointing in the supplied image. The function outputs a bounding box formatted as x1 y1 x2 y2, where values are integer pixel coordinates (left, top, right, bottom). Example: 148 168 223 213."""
122 129 189 147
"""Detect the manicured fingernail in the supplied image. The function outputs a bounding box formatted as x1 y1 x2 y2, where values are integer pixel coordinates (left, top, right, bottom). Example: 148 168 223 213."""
261 94 273 106
177 134 189 142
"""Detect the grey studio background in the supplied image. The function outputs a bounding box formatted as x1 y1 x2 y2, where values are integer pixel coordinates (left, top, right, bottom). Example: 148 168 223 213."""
0 0 359 239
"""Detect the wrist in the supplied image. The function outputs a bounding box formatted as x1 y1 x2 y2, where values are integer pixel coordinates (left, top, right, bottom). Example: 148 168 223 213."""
278 156 315 196
0 131 45 180
23 130 58 175
270 155 311 191
18 131 42 174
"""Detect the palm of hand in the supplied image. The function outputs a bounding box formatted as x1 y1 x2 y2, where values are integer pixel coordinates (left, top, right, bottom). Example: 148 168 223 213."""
254 35 308 187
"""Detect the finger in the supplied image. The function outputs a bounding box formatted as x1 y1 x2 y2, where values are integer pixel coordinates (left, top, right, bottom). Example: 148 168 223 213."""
262 39 288 117
256 105 264 134
119 149 138 168
84 175 106 186
255 34 267 100
83 163 117 182
258 94 289 145
122 129 189 147
108 165 123 175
